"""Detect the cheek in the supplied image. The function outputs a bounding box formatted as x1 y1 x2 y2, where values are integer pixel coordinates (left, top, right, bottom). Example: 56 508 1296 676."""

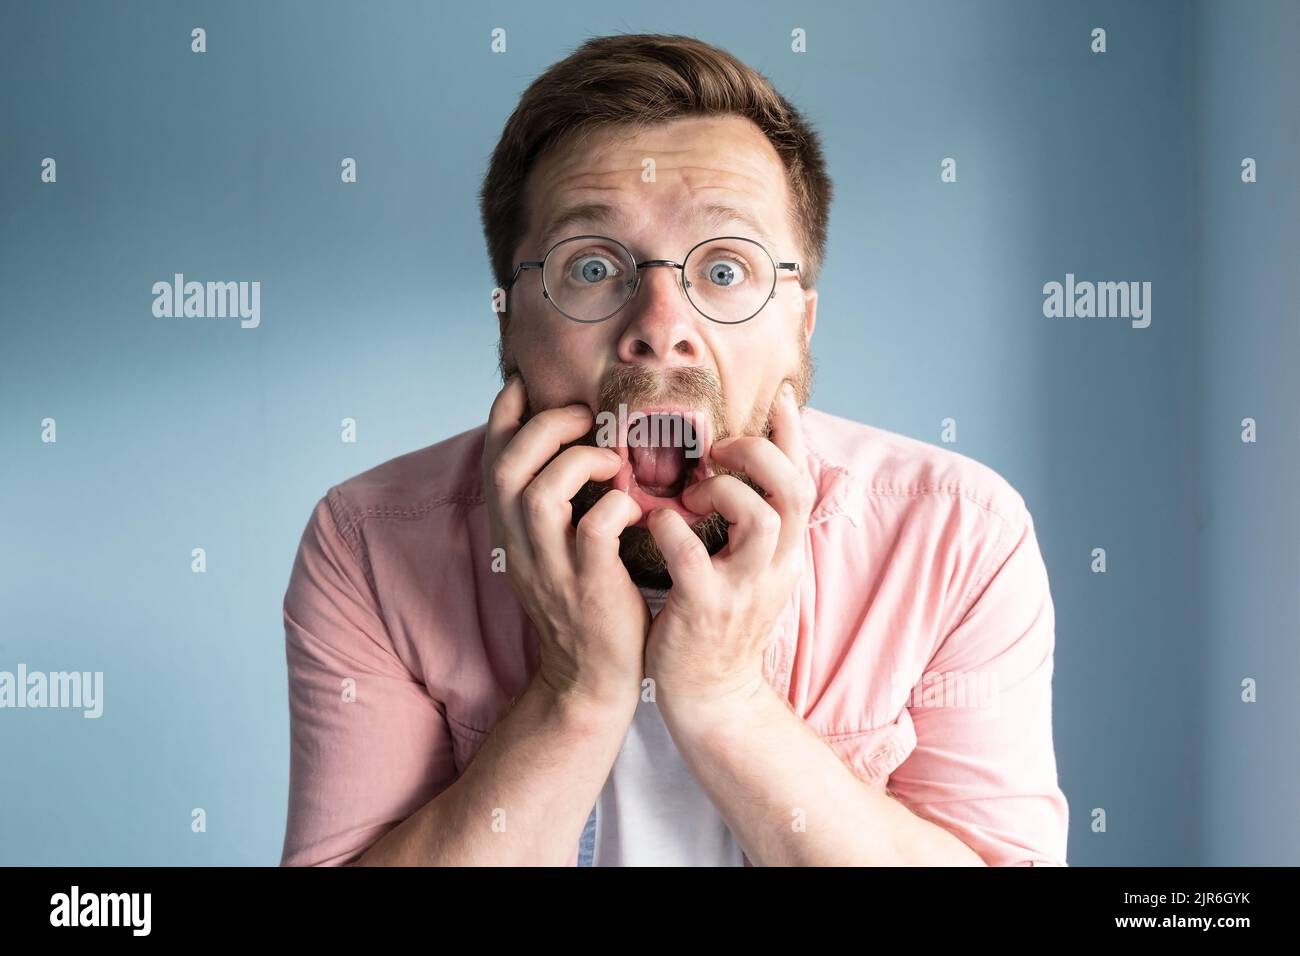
512 322 610 407
720 325 804 431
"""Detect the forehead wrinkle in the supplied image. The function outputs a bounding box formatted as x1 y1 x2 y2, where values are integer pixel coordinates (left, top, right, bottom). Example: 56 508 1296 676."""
674 161 780 193
544 163 644 190
532 113 785 195
536 199 628 251
544 151 778 200
531 128 791 250
539 195 783 256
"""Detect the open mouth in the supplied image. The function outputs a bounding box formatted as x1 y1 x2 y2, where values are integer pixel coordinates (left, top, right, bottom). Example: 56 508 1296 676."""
608 407 714 526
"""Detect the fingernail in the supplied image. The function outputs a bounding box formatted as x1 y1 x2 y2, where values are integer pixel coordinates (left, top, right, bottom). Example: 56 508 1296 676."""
568 404 590 418
783 382 796 401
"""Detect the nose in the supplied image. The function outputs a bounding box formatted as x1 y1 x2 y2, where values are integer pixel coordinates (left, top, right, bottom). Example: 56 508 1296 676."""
615 263 705 367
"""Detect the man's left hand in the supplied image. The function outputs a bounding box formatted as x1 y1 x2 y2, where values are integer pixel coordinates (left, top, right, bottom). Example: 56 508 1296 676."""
644 382 815 717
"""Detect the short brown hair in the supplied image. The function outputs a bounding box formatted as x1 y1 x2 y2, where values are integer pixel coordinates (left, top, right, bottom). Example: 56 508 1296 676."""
478 33 833 295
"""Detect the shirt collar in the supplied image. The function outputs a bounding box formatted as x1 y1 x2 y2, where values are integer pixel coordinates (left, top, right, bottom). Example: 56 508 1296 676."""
805 446 866 529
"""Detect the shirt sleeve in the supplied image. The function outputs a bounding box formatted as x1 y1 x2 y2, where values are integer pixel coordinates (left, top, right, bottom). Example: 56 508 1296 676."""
279 491 458 866
884 504 1070 866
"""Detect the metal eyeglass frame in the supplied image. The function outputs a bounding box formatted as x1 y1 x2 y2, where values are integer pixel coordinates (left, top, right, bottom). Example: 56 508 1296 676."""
502 234 801 325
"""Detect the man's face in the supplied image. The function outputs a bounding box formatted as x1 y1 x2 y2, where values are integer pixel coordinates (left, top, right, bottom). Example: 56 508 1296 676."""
499 114 818 586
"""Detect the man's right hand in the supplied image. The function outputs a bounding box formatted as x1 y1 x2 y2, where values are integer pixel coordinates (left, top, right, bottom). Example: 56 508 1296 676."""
483 375 649 715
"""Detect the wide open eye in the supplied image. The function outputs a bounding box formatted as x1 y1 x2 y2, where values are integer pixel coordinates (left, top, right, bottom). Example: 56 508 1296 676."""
569 253 622 285
688 243 756 291
682 238 775 323
704 257 746 287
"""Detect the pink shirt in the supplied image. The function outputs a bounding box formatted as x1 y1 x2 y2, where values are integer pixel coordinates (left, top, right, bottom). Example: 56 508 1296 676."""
279 407 1069 867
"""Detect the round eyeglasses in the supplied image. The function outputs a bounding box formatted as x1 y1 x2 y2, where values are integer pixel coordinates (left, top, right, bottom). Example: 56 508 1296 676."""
503 234 801 325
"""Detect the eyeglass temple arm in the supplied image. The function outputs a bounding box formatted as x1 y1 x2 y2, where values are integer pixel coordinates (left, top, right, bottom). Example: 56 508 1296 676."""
503 261 544 291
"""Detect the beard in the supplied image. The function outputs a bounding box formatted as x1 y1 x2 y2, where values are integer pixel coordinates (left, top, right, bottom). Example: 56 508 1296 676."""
575 346 813 590
569 364 735 590
503 334 815 590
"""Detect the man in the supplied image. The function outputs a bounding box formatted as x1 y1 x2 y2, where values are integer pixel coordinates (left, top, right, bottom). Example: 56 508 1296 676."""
279 33 1068 867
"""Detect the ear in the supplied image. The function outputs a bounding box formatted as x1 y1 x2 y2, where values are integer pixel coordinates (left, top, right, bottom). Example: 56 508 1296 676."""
801 287 818 342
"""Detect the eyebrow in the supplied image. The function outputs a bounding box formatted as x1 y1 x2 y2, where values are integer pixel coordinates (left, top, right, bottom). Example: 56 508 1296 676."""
537 201 780 255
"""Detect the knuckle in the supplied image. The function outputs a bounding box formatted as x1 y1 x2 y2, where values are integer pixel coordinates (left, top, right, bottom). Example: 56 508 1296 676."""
794 477 817 513
729 436 760 458
541 406 581 430
755 506 782 537
673 537 708 570
576 512 609 544
566 444 602 470
490 462 513 492
717 474 745 494
521 482 551 521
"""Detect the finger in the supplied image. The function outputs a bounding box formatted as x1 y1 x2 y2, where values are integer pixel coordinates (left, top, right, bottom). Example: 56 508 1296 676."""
680 474 779 571
707 435 800 515
575 489 643 578
765 383 817 565
768 381 809 472
645 507 718 598
483 375 527 476
482 377 533 568
488 403 595 551
710 390 815 563
705 437 808 564
523 445 623 561
493 405 596 496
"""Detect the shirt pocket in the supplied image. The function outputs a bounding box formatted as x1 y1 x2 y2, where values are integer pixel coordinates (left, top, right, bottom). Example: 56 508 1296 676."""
445 713 491 775
821 708 917 788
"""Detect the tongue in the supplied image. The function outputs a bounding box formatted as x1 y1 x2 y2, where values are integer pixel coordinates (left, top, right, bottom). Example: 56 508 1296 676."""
630 444 688 497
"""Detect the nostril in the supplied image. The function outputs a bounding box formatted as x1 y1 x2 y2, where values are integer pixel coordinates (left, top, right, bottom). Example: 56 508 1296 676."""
674 340 694 355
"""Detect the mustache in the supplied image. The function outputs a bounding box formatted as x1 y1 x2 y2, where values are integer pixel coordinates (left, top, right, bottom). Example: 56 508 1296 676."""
588 365 727 442
599 364 721 413
519 366 724 428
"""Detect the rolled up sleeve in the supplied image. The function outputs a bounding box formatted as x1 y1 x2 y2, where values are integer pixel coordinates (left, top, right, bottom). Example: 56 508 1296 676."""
886 505 1069 866
279 491 457 866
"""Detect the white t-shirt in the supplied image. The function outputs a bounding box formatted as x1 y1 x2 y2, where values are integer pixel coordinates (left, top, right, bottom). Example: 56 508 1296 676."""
585 589 745 866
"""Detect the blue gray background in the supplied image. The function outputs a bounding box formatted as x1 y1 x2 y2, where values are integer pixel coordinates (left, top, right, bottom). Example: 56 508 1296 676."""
1 0 1295 865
